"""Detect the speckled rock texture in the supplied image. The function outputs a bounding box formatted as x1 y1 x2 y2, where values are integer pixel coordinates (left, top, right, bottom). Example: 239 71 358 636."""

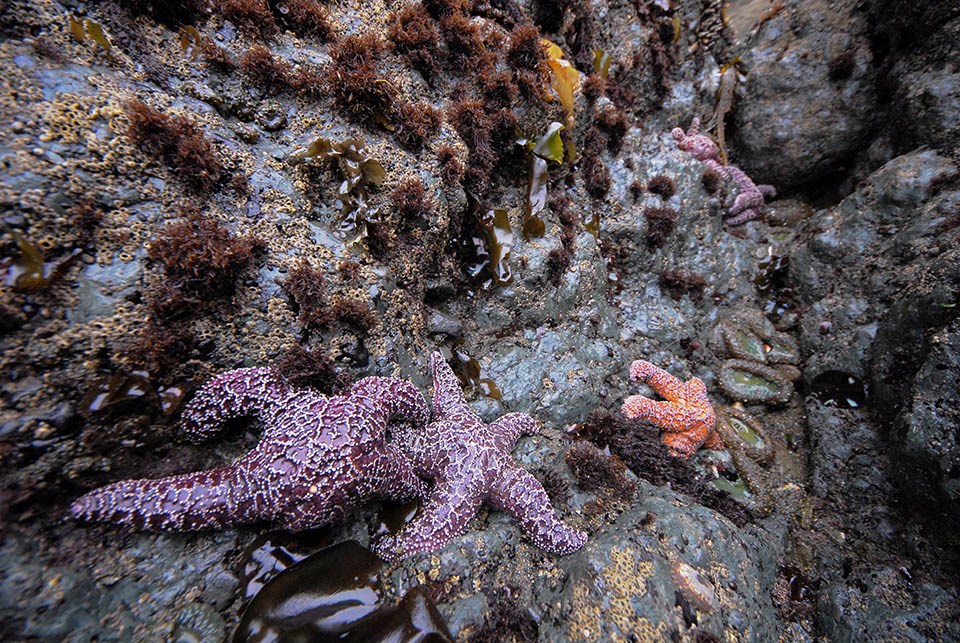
1 0 959 641
883 15 960 156
787 149 960 638
733 0 878 188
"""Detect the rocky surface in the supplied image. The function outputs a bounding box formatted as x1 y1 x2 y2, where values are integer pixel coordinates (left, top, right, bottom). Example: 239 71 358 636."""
733 0 877 189
0 0 958 641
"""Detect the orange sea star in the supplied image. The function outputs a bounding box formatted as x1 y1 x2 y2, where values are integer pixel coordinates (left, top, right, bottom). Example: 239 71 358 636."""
620 360 722 459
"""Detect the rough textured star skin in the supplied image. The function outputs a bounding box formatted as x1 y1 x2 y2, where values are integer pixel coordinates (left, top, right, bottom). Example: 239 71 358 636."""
374 352 588 560
621 360 722 459
671 117 776 225
71 368 430 531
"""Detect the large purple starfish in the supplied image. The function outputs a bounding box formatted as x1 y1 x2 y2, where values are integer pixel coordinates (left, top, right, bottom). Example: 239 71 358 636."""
373 352 587 560
671 117 776 225
71 368 430 531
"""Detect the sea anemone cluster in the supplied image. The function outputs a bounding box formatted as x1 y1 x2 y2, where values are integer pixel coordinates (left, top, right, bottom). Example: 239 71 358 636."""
712 310 800 405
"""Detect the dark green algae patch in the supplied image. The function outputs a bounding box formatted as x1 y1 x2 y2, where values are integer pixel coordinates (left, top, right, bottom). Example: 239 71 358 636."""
234 540 452 643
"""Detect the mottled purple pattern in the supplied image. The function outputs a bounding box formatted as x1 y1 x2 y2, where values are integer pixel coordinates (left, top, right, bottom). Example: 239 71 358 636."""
374 352 587 560
71 368 430 531
671 117 776 225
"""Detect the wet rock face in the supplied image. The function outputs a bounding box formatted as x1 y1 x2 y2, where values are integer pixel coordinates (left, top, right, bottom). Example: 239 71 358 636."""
733 0 877 188
790 148 960 592
865 0 960 49
886 17 960 155
791 150 958 384
888 319 960 527
540 491 781 641
818 565 960 642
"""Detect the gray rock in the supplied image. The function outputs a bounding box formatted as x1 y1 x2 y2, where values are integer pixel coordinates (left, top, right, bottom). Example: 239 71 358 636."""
788 147 960 631
385 482 781 641
68 252 144 325
818 567 960 642
424 306 463 338
887 17 960 155
733 0 877 188
543 488 781 641
889 318 960 523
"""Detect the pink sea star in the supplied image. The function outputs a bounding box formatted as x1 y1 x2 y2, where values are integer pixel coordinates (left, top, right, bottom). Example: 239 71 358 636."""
671 117 776 225
373 352 587 560
621 359 722 459
71 368 430 531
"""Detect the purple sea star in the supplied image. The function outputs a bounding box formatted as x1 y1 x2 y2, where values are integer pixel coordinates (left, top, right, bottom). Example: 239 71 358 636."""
373 352 587 560
671 117 776 225
71 368 430 531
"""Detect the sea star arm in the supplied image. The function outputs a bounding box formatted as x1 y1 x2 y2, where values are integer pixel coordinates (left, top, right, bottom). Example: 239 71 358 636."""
369 441 430 502
488 412 540 451
661 425 716 459
621 394 665 423
388 421 438 476
372 481 484 560
180 367 292 444
629 360 689 402
347 376 430 427
70 463 267 530
488 463 587 555
429 352 469 419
